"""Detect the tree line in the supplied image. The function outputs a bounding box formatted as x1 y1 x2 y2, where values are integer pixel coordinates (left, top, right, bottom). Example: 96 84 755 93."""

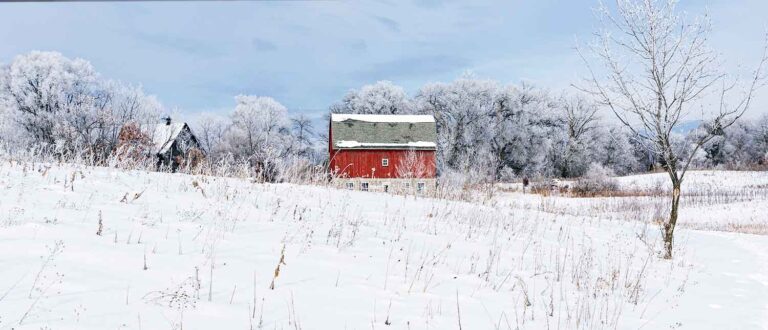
1 51 767 183
327 79 768 182
0 51 161 160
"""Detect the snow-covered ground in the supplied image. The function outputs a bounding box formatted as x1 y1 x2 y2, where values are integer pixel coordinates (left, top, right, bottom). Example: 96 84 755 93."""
497 170 768 235
1 162 768 329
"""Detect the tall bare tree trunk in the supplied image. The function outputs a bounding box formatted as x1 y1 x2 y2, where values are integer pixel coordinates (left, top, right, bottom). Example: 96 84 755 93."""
663 184 681 259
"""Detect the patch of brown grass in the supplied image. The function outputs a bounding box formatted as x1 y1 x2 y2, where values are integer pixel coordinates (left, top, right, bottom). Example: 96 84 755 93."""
530 184 664 198
680 222 768 235
568 189 664 198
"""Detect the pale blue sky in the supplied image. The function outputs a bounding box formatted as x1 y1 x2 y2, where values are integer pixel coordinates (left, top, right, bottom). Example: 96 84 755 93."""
1 0 766 119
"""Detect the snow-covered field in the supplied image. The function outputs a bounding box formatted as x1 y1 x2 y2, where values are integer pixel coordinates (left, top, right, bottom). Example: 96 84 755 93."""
497 170 768 235
1 162 768 329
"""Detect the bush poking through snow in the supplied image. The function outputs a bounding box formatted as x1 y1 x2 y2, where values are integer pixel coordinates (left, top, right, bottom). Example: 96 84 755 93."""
29 240 65 299
529 180 563 196
572 163 619 197
143 277 198 329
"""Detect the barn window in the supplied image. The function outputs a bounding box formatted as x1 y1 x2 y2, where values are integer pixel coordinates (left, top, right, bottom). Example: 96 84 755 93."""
381 158 389 167
417 182 425 193
346 182 354 190
361 182 369 191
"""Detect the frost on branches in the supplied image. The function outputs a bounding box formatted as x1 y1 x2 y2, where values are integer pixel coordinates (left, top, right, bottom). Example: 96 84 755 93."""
0 51 160 159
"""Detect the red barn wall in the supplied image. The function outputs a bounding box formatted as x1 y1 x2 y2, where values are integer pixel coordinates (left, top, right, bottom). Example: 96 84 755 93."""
329 149 436 179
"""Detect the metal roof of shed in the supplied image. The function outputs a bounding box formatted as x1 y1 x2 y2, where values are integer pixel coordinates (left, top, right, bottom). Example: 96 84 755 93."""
152 123 186 154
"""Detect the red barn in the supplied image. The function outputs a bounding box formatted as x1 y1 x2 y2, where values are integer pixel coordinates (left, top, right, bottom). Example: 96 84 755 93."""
329 113 437 193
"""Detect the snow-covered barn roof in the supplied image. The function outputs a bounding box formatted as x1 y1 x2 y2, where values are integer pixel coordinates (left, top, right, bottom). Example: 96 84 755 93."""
330 113 437 150
331 114 435 123
152 122 187 154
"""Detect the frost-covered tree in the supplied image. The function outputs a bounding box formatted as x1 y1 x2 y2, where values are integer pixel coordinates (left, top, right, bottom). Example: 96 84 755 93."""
697 122 741 168
290 114 316 160
193 112 229 158
578 0 768 258
225 95 294 181
103 81 162 150
598 127 640 175
416 77 498 180
81 82 161 158
414 78 581 181
755 115 768 164
0 51 161 159
553 95 600 177
329 76 692 181
490 84 564 179
227 96 291 156
187 100 321 181
331 81 414 115
0 51 100 147
690 118 767 169
0 91 16 145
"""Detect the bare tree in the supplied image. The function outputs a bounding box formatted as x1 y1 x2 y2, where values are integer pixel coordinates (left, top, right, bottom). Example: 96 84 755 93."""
577 0 768 258
558 95 600 177
291 114 315 158
194 113 228 157
562 95 599 143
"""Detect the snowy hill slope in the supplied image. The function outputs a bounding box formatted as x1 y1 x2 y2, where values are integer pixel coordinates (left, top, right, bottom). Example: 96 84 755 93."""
1 162 767 329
